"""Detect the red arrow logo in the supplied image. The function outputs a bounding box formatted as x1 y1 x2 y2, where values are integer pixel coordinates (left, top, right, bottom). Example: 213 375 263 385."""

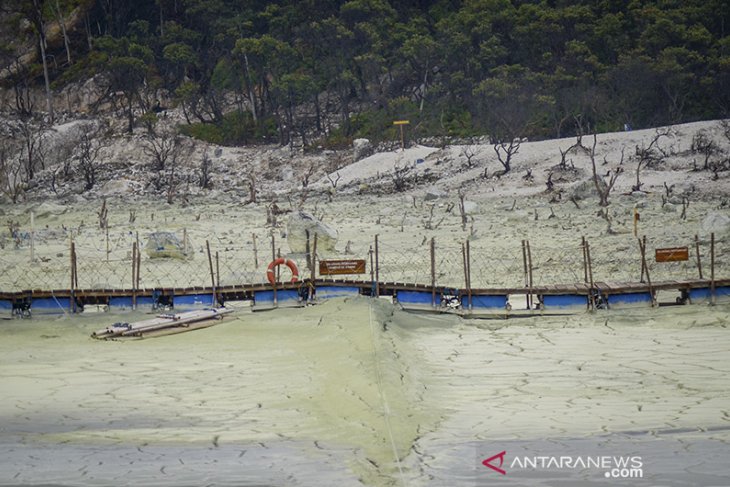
482 450 507 475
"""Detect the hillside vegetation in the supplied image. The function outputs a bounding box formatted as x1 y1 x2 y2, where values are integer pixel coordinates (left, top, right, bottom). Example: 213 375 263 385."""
1 0 729 147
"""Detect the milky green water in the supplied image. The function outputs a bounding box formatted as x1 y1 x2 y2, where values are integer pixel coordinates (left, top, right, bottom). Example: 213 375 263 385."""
1 298 729 486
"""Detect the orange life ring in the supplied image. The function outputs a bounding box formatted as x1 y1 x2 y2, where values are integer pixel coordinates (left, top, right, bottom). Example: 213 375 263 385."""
266 258 299 285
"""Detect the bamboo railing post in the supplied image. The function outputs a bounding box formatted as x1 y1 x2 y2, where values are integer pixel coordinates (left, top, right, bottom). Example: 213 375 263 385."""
206 240 217 306
581 236 588 284
430 237 436 307
132 242 137 309
694 234 703 279
69 238 75 312
638 236 655 307
271 234 276 262
521 239 529 309
586 239 595 310
270 234 278 303
311 234 318 281
369 245 375 296
710 232 716 305
252 233 259 269
276 248 281 282
640 235 648 283
462 243 468 307
136 238 141 293
305 230 311 271
215 251 220 290
374 235 380 297
74 245 78 289
182 228 188 257
30 211 35 263
521 240 528 288
309 234 318 303
466 240 472 309
526 240 534 309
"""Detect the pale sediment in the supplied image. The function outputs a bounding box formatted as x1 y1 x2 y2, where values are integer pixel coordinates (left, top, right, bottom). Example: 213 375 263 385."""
1 298 729 486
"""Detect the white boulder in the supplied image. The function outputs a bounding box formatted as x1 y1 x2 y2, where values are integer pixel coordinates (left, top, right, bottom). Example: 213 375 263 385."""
287 211 338 254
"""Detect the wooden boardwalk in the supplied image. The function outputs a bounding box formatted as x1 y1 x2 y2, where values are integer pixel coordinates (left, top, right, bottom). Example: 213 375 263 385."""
1 277 729 316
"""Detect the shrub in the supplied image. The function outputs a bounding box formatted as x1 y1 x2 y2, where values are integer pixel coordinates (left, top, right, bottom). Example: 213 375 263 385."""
180 111 278 146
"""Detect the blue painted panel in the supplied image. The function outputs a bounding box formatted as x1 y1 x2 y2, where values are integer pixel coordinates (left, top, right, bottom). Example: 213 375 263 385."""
690 288 712 300
543 294 587 308
463 294 507 309
175 294 215 307
607 292 652 305
109 296 156 309
397 291 435 305
254 290 300 304
0 300 13 311
689 286 730 300
316 286 360 300
32 297 71 312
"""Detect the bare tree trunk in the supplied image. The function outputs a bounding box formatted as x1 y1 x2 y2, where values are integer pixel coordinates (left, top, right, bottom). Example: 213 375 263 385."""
53 0 72 66
243 53 258 123
33 0 54 122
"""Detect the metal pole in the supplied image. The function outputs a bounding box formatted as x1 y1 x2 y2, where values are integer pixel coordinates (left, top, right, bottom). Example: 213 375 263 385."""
252 233 259 269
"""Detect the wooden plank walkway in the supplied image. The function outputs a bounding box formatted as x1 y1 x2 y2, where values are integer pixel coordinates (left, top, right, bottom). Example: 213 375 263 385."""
1 278 729 306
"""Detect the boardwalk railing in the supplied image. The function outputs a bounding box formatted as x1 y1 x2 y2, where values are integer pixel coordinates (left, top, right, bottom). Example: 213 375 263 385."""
1 230 728 310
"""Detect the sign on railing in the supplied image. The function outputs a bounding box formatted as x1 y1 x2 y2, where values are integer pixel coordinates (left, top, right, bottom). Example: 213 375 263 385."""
319 259 366 275
655 247 689 262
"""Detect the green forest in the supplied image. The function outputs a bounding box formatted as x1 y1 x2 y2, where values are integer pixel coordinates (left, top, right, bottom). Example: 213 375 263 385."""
2 0 730 147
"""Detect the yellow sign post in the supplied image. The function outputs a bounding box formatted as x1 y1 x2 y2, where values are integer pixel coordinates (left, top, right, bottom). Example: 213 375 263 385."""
393 120 410 151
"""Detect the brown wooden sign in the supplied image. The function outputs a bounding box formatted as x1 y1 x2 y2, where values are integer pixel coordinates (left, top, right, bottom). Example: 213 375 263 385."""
655 246 689 263
319 259 366 275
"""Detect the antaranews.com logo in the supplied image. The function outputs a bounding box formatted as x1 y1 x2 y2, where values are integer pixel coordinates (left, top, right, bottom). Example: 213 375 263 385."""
482 450 644 479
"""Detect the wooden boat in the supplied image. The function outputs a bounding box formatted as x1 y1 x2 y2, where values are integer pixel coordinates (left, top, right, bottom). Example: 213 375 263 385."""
91 307 234 340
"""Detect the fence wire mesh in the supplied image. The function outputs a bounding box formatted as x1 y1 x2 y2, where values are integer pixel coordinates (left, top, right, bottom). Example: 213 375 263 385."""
0 229 728 293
